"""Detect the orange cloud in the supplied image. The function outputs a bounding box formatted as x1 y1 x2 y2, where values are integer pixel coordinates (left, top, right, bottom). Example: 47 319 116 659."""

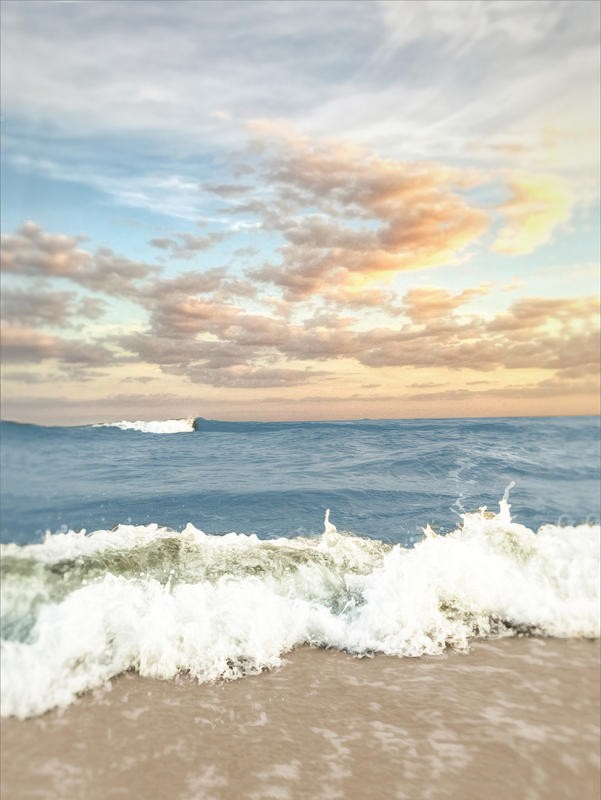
246 128 585 291
230 131 581 303
241 130 489 299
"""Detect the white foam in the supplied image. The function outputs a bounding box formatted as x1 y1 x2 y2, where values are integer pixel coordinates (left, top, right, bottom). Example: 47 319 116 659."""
1 502 599 718
93 418 195 434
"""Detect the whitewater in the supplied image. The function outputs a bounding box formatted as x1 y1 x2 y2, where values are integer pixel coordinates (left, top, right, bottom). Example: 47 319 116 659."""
94 417 195 434
1 415 599 718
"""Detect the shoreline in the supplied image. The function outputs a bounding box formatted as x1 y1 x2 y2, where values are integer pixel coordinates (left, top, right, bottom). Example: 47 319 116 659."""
2 637 599 799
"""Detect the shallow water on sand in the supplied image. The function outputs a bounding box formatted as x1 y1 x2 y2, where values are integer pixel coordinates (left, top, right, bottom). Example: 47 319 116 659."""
2 638 599 800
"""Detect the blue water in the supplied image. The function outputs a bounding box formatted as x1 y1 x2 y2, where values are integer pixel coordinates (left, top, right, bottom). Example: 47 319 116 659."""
1 416 599 545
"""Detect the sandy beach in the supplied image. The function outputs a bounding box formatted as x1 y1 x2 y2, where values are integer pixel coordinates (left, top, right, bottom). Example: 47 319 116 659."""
2 637 599 800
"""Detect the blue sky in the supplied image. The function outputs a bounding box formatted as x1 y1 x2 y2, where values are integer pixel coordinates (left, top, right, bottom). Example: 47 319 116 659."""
1 0 599 423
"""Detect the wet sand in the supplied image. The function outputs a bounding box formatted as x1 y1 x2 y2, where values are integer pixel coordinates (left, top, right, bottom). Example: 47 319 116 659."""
2 637 599 800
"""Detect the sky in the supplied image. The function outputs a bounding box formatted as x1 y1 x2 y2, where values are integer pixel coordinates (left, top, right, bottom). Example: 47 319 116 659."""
1 0 599 424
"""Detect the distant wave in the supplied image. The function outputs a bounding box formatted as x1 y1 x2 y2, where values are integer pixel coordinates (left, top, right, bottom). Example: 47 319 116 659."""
2 492 599 718
91 417 373 434
90 417 302 434
93 418 195 434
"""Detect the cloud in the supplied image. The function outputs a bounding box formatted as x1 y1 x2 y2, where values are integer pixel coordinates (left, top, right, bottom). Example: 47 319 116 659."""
149 231 227 260
233 246 259 259
176 364 331 388
1 221 157 295
4 212 596 390
121 274 357 385
120 376 159 384
3 0 597 171
77 296 108 320
241 133 489 299
402 285 491 322
492 174 573 255
319 285 403 314
354 295 600 375
120 326 333 388
487 296 600 332
1 1 384 143
2 0 597 421
118 240 600 388
2 0 597 259
1 370 67 385
142 268 227 298
0 322 113 367
1 287 107 327
203 183 254 198
406 374 600 403
139 267 257 308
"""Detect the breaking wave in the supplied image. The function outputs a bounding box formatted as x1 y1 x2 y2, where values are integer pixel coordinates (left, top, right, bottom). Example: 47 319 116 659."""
1 493 599 718
90 417 362 434
93 418 195 434
89 417 298 434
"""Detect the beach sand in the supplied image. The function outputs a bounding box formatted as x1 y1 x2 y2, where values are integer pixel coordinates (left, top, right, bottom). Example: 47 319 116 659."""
2 637 599 800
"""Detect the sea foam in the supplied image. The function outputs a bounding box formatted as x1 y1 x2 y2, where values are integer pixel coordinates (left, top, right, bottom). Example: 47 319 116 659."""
93 418 195 434
1 497 599 718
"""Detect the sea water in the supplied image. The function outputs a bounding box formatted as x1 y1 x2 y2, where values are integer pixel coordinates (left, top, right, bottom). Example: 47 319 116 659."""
1 415 599 718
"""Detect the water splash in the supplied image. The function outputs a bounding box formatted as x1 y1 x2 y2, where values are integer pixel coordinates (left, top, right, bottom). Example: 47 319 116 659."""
324 508 337 535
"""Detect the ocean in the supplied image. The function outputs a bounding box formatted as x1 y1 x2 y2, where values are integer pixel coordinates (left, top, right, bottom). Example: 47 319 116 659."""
3 415 600 545
1 414 599 723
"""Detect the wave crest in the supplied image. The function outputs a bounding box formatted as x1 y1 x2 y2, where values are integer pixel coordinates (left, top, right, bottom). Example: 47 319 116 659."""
1 503 599 718
93 418 195 434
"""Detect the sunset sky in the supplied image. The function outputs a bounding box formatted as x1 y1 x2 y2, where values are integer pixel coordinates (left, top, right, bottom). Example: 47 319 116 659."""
1 0 599 424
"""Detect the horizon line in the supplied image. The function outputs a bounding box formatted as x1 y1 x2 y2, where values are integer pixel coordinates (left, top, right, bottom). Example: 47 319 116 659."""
2 412 600 429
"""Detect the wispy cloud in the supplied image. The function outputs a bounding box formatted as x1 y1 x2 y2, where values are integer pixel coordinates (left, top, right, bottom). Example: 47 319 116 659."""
3 1 597 167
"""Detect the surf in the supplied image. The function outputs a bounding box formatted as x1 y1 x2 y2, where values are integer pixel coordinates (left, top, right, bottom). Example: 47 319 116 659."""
2 495 599 719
